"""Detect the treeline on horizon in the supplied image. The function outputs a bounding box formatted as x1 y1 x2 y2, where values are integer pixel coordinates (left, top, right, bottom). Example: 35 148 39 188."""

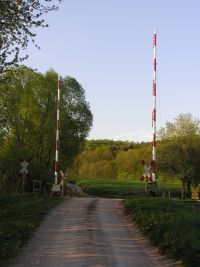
70 139 152 180
70 114 200 186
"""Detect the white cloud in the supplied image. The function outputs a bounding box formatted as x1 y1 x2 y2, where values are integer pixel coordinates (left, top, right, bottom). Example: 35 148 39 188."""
88 131 152 142
109 131 152 142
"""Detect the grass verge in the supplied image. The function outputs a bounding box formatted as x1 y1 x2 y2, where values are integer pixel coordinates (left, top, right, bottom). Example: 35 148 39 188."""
70 179 182 198
123 197 200 267
0 194 62 266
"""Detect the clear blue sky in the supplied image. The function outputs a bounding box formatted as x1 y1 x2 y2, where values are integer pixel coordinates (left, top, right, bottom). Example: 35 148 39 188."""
24 0 200 142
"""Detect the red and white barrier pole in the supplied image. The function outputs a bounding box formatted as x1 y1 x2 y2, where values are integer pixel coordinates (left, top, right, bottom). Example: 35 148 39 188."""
152 29 157 182
55 75 60 184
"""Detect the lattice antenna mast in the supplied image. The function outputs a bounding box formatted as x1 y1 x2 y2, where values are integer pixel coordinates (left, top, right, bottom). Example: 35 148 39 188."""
55 75 60 184
152 29 157 182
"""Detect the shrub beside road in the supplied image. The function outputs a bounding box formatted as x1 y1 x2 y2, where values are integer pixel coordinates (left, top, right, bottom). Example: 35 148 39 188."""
124 197 200 267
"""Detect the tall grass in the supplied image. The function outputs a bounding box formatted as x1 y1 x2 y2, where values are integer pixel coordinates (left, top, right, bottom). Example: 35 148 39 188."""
0 194 62 265
124 197 200 267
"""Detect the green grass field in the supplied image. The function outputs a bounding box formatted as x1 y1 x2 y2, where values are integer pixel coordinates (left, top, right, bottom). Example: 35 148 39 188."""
70 179 182 198
0 194 62 266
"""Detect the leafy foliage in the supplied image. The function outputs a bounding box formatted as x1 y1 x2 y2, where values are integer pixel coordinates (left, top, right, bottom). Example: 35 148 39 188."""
70 140 152 180
158 136 200 186
0 66 93 193
0 0 61 72
158 113 200 140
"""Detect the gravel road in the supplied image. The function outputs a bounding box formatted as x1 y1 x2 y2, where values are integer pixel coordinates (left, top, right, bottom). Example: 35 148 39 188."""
11 198 180 267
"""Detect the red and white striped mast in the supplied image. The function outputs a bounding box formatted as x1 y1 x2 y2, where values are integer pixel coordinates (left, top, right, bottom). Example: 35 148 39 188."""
152 29 157 182
55 74 60 185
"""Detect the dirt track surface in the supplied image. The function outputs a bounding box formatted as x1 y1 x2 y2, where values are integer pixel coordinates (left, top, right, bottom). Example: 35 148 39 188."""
11 198 180 267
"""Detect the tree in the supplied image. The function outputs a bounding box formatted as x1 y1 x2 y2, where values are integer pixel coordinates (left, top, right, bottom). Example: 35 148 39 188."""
0 0 61 73
0 66 93 192
59 76 93 167
158 113 200 140
158 136 200 187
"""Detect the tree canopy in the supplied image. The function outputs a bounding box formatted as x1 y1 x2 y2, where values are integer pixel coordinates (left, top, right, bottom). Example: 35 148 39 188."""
70 140 152 180
0 66 93 193
158 136 200 186
158 113 200 140
0 0 61 73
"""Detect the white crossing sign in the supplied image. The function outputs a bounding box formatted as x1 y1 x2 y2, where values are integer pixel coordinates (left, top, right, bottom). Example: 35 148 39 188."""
20 160 29 174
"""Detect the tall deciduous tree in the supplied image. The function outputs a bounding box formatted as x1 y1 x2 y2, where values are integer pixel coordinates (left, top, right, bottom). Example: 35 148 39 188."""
158 113 200 140
0 66 93 192
0 0 61 73
158 136 200 187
